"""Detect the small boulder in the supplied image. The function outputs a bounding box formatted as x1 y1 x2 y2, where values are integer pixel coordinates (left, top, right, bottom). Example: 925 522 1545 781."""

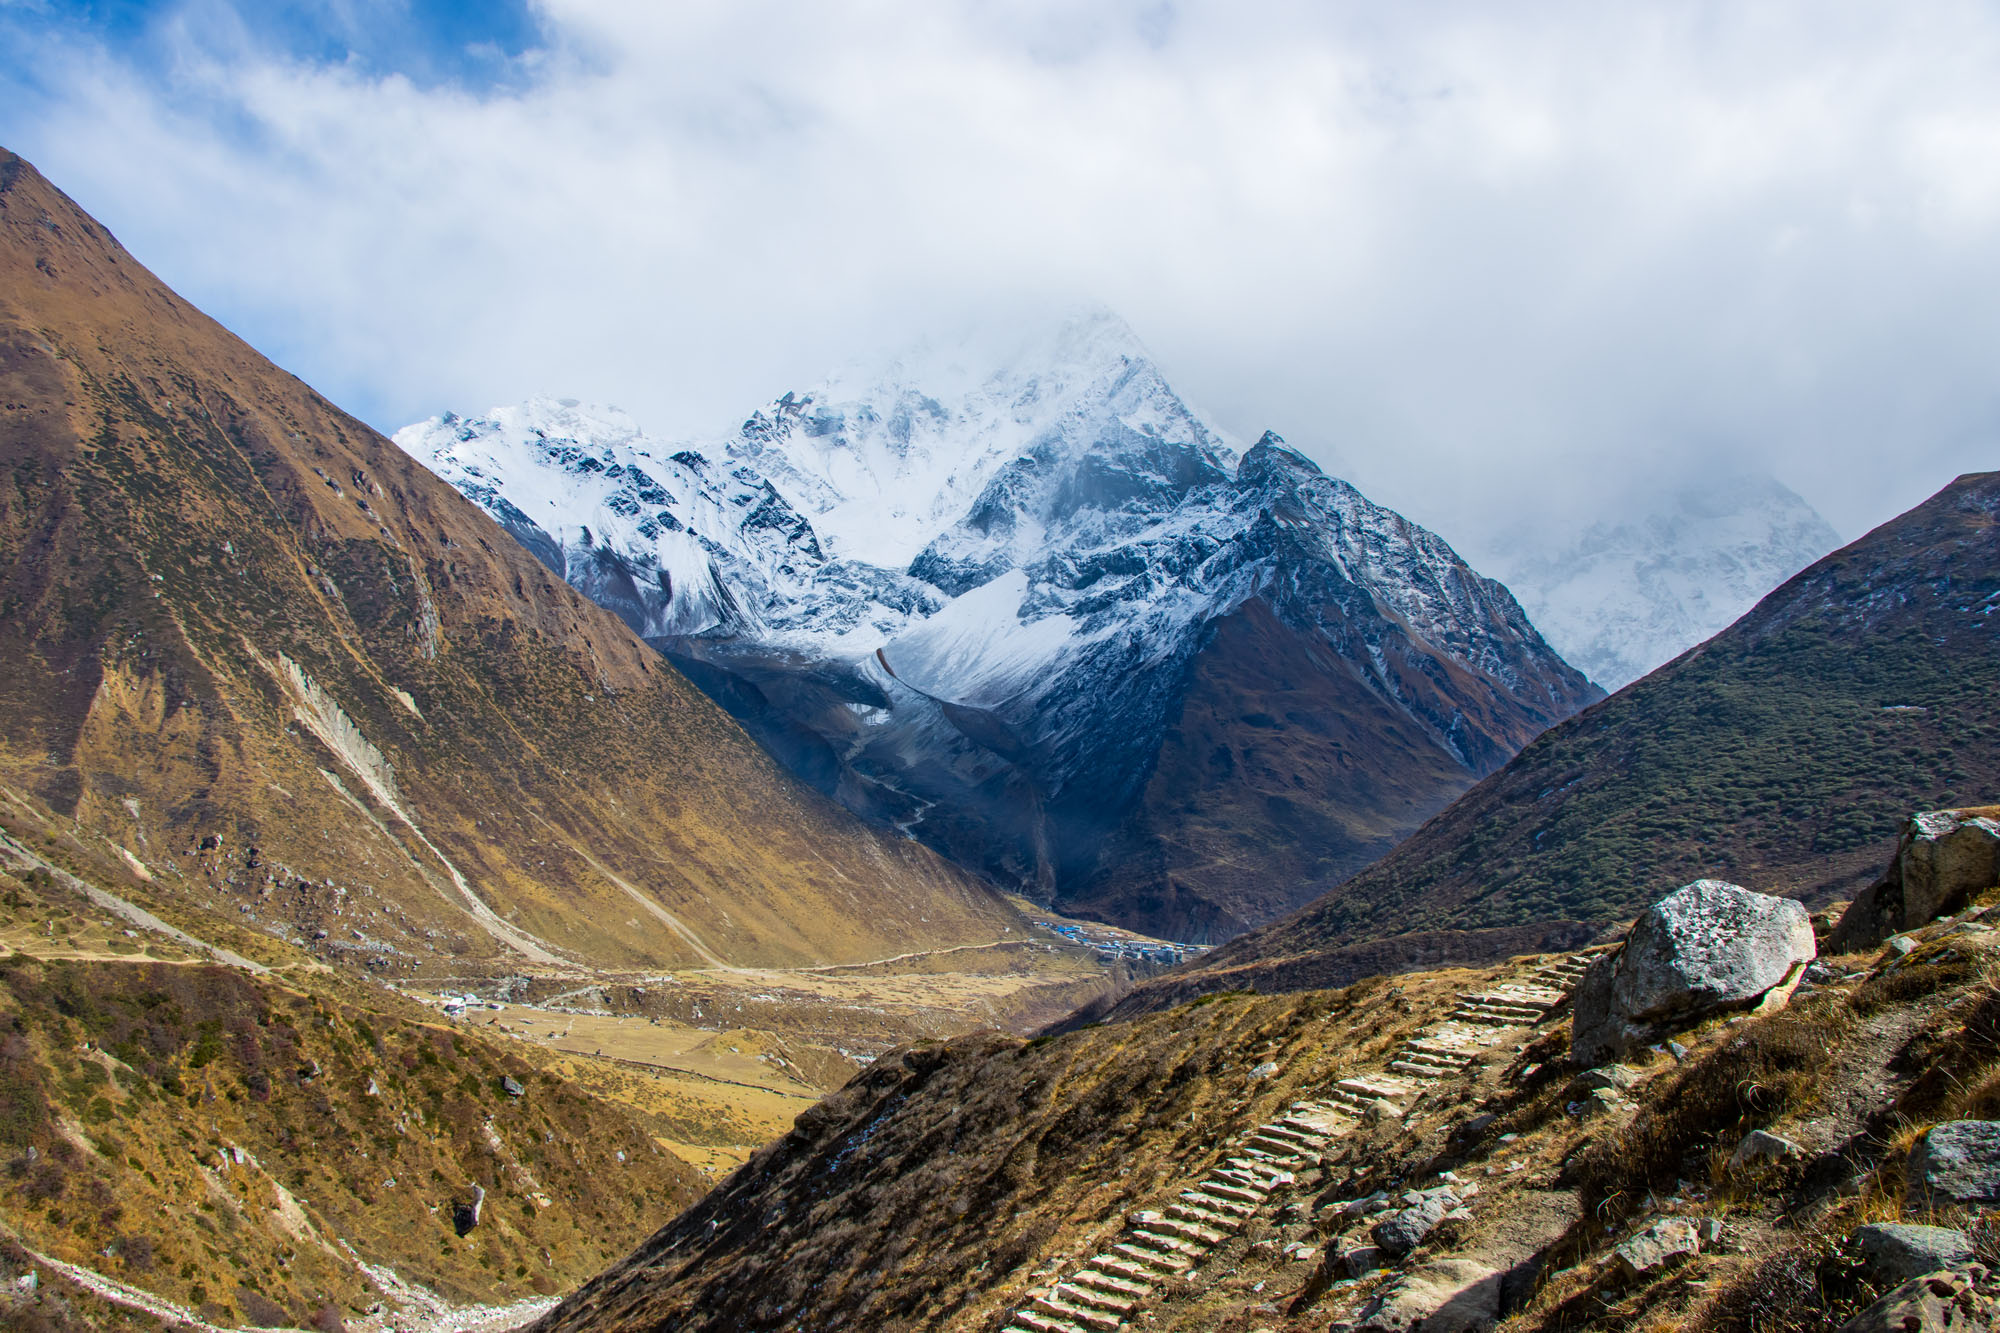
1830 810 2000 951
1573 1065 1639 1093
1343 1245 1385 1277
1852 1224 1978 1285
451 1184 485 1237
1727 1129 1801 1171
500 1075 526 1098
1356 1260 1502 1333
1907 1121 2000 1209
1613 1218 1701 1279
1371 1191 1458 1257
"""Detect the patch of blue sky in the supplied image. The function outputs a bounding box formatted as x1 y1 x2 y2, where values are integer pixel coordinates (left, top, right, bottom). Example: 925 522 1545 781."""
1 0 546 93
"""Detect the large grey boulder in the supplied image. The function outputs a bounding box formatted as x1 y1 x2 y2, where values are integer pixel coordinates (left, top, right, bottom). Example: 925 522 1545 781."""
1830 810 2000 952
1853 1224 1978 1285
1573 880 1816 1063
1907 1121 2000 1209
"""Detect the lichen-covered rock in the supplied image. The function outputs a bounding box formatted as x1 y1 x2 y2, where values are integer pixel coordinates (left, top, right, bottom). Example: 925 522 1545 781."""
1574 881 1815 1062
1836 1268 2000 1333
1371 1191 1458 1257
1831 810 2000 951
1907 1121 2000 1209
1615 880 1817 1022
1853 1224 1978 1285
1613 1218 1701 1278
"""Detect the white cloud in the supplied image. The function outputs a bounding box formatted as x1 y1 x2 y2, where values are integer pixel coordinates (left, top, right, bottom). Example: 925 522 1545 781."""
6 0 2000 542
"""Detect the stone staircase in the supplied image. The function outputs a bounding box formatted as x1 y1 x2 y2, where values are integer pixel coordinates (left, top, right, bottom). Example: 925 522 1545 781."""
998 953 1591 1333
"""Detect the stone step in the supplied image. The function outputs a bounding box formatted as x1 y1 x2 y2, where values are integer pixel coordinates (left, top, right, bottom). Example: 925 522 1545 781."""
1181 1189 1254 1215
1220 1158 1287 1182
1201 1180 1266 1206
1030 1294 1120 1332
1112 1241 1192 1274
1338 1076 1413 1100
1167 1201 1242 1231
1009 1313 1091 1333
1146 1214 1228 1246
1071 1268 1151 1300
1242 1137 1311 1162
1051 1282 1135 1318
1256 1123 1329 1148
1092 1256 1160 1287
1448 1006 1539 1027
1131 1226 1211 1257
1387 1059 1457 1079
1403 1040 1480 1061
1456 996 1552 1015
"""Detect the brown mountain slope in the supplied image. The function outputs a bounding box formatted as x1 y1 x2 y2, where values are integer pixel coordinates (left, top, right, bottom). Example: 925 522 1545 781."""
1100 469 2000 1015
0 148 1019 977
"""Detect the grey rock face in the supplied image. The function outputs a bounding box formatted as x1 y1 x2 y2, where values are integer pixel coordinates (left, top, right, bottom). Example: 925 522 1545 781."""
1615 880 1817 1022
1613 1218 1701 1278
1356 1259 1503 1333
1853 1224 1978 1285
1831 810 2000 952
1371 1191 1458 1257
1573 881 1815 1062
1836 1268 2000 1333
1907 1121 2000 1209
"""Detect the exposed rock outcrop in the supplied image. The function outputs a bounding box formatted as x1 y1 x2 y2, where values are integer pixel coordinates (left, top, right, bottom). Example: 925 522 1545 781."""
1906 1121 2000 1209
1836 1268 2000 1333
1832 809 2000 952
1852 1225 1979 1286
1573 880 1816 1063
1355 1259 1502 1333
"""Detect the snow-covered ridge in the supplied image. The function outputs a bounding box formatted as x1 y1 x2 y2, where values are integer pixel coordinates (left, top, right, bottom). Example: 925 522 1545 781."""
395 311 1600 933
1475 475 1842 690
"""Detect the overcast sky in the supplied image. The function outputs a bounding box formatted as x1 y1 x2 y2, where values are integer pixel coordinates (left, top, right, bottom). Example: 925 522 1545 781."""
4 0 1998 546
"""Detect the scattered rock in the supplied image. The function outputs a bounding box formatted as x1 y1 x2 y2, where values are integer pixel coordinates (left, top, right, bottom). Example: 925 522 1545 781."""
1889 935 1919 956
1830 810 2000 951
1728 1129 1801 1171
1574 880 1816 1063
1836 1268 2000 1333
1907 1122 2000 1208
1250 1061 1280 1078
1356 1260 1502 1333
1365 1098 1404 1124
1371 1191 1458 1257
501 1075 526 1098
1343 1245 1384 1277
1612 1218 1701 1279
1574 1088 1625 1118
1852 1224 1978 1285
452 1184 485 1237
1573 1065 1639 1093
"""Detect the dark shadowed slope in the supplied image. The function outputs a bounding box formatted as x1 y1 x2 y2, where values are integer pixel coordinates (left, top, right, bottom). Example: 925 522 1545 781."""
1100 469 2000 1015
0 148 1019 978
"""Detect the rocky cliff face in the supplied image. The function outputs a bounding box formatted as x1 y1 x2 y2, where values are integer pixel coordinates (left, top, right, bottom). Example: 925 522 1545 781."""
0 147 1020 978
401 319 1600 940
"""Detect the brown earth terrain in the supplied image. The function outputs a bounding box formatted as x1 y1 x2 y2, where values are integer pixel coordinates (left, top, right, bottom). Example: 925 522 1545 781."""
534 858 2000 1333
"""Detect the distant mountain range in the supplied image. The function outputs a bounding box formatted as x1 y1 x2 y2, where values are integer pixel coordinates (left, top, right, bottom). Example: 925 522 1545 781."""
1473 474 1842 690
399 315 1603 941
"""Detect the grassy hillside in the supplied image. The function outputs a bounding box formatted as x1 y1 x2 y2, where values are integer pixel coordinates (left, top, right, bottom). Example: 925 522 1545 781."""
0 857 702 1330
0 146 1021 982
1105 469 2000 1010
